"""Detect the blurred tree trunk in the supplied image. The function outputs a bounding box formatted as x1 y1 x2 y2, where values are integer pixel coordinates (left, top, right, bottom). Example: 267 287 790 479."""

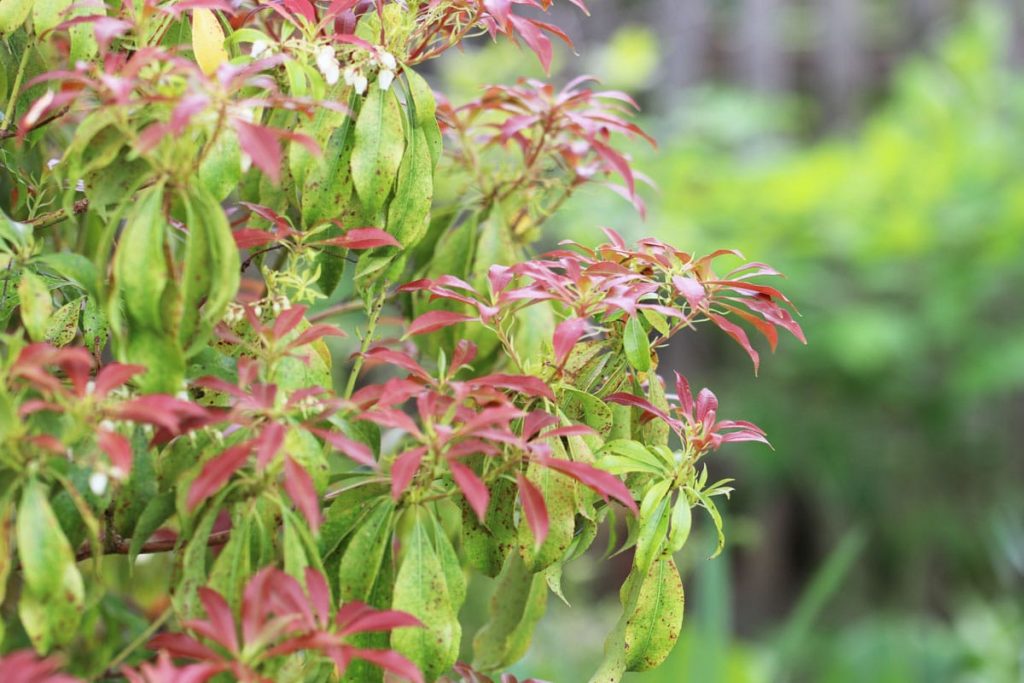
734 0 788 93
650 0 710 105
817 0 865 128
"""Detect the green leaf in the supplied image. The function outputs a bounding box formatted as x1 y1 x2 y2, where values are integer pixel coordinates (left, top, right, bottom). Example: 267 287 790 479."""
44 295 82 347
112 427 158 538
172 503 217 617
623 316 652 373
622 558 684 672
0 208 32 251
31 0 69 36
431 513 466 611
391 508 460 682
597 440 666 476
208 506 253 610
318 482 388 560
518 439 577 573
338 498 394 602
82 296 108 356
0 485 17 610
640 374 671 447
197 127 242 201
461 476 515 578
634 481 671 575
386 127 433 252
127 491 176 567
35 253 99 300
16 479 85 652
666 494 693 554
124 328 185 394
181 184 240 355
0 0 34 36
113 184 169 332
472 552 547 672
559 387 614 439
301 94 358 226
351 87 405 221
404 68 442 167
17 270 51 340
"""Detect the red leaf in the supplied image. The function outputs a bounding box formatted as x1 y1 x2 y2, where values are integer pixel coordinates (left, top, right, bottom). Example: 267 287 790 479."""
321 227 400 250
553 317 586 367
405 310 476 337
147 633 221 663
470 373 555 401
197 588 239 654
282 0 317 24
93 363 145 398
234 120 282 184
537 457 638 514
516 473 548 546
283 457 322 533
449 460 489 522
389 448 424 500
304 568 333 628
272 304 308 340
97 430 133 474
709 313 760 374
289 323 347 349
187 441 254 510
509 16 553 72
347 648 424 683
310 428 377 468
335 602 422 636
255 422 285 468
362 348 431 381
605 392 677 427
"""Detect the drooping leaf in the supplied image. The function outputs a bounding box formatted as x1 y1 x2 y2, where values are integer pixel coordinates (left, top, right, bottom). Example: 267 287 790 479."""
16 479 85 652
472 552 547 672
622 558 684 672
351 86 405 222
390 508 459 681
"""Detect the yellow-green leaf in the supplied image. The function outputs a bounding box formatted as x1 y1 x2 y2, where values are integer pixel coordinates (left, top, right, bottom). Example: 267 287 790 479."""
191 8 228 76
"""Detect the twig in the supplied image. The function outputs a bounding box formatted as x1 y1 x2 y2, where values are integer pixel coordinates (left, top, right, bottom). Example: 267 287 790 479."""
0 107 71 140
73 529 232 563
27 198 90 229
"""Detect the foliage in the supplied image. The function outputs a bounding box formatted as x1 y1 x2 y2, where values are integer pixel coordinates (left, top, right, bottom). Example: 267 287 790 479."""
0 1 802 681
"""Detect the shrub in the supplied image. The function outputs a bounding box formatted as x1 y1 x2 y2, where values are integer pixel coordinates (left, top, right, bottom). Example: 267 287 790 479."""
0 1 802 681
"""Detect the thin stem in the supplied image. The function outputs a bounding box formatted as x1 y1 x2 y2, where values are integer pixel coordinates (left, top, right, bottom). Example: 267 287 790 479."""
1 45 31 133
106 607 172 671
308 299 364 322
344 288 387 399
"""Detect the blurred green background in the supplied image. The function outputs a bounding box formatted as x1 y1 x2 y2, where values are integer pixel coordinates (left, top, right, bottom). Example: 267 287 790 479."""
436 1 1024 680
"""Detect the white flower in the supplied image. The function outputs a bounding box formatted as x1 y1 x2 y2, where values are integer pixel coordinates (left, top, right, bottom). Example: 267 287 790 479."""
379 51 397 71
47 158 60 170
315 44 340 85
89 471 109 496
251 41 269 59
378 69 395 91
353 73 368 95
